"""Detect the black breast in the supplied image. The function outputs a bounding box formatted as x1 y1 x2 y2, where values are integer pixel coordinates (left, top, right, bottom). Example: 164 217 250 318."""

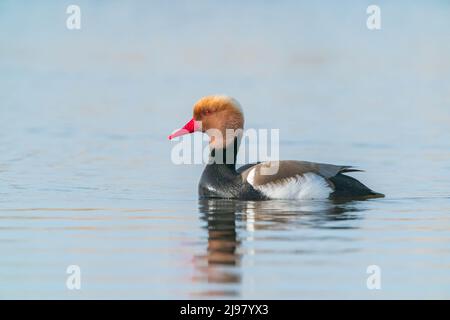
198 163 266 200
199 139 266 200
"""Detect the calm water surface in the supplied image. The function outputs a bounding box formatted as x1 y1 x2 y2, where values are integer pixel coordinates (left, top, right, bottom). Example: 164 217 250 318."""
0 1 450 299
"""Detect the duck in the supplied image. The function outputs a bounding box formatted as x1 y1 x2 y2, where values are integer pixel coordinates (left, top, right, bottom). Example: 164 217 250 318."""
168 95 384 200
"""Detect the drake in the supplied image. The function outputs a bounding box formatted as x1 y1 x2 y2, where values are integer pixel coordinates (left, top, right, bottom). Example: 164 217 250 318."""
169 95 384 200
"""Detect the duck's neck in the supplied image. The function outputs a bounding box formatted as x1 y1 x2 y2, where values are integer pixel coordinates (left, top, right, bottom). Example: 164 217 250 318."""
208 137 240 172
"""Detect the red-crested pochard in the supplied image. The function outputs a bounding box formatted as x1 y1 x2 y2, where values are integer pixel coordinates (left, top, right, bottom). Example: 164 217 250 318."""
169 95 384 200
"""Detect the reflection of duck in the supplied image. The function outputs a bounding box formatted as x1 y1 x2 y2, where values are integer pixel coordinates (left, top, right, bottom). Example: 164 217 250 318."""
169 95 384 200
194 199 241 297
194 198 362 297
199 199 240 267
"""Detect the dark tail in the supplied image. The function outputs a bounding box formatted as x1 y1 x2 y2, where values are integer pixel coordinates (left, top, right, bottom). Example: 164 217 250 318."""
329 173 385 200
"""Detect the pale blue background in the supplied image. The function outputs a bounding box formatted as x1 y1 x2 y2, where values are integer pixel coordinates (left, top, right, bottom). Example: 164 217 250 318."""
0 1 449 299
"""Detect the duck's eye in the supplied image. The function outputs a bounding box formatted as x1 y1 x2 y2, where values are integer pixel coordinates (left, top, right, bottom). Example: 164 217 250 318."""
204 110 211 116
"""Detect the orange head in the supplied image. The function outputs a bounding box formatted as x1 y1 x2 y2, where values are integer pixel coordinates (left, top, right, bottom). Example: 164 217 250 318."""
168 95 244 148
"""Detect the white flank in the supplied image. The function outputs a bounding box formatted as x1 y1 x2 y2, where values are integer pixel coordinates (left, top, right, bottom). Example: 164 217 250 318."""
246 167 256 185
250 172 333 200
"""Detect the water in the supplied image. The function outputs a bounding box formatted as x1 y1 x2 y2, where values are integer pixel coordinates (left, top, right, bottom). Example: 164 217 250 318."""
1 1 450 299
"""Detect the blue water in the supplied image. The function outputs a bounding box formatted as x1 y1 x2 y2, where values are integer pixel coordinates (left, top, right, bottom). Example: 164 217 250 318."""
1 1 450 299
